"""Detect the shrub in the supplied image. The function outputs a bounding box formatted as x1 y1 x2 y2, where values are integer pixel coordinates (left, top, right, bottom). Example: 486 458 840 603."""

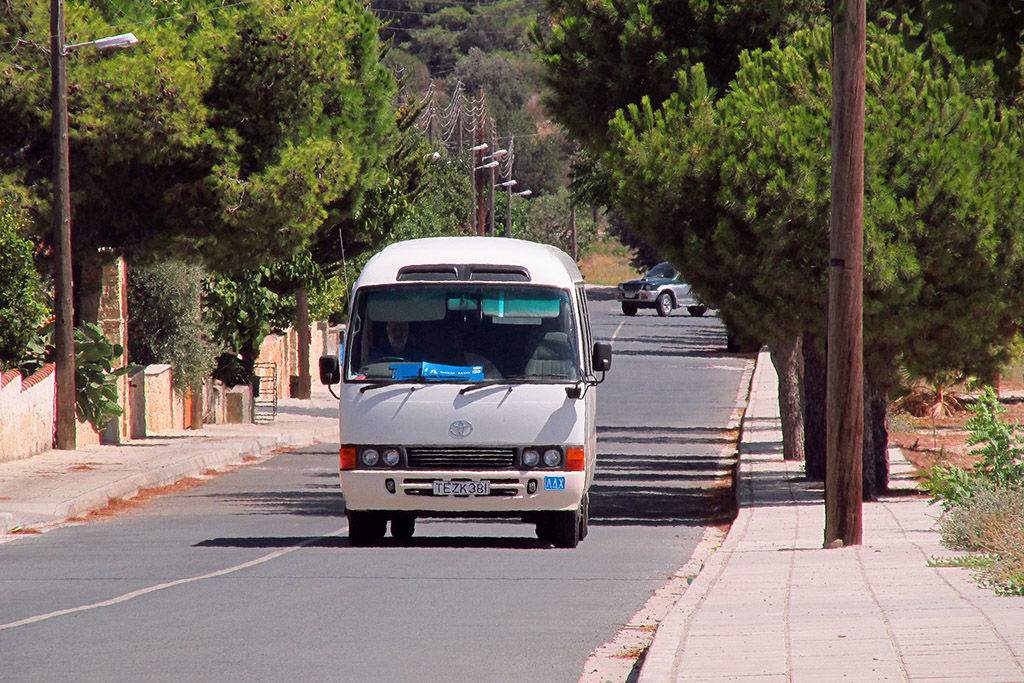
924 387 1024 508
927 387 1024 595
0 199 47 371
128 260 217 393
939 481 1024 596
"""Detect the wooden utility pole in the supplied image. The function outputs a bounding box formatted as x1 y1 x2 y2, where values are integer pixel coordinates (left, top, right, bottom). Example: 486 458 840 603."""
51 0 76 450
825 0 865 547
476 93 486 237
487 166 496 236
569 204 578 260
295 288 311 400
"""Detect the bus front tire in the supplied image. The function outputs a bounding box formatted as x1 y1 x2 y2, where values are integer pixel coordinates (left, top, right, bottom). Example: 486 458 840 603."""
548 510 581 549
578 493 590 541
391 515 415 540
348 511 387 547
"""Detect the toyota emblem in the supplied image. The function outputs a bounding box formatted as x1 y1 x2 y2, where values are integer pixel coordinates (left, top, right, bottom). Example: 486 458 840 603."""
449 420 473 438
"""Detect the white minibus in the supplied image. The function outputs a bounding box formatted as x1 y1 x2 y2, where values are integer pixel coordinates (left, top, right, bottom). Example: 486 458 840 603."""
319 236 611 547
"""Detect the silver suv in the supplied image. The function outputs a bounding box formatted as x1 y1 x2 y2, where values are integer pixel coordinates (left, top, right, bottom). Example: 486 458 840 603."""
616 262 691 317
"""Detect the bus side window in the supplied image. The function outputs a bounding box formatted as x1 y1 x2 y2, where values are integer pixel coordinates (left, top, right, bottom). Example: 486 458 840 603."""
575 287 593 376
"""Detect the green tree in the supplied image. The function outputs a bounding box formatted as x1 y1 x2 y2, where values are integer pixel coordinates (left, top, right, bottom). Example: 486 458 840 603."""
532 0 822 150
605 23 1024 495
127 259 217 392
516 187 595 256
877 0 1024 102
0 199 47 371
0 0 396 307
375 0 535 75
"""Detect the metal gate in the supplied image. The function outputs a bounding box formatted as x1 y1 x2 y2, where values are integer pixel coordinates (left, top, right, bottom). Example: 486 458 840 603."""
253 363 277 423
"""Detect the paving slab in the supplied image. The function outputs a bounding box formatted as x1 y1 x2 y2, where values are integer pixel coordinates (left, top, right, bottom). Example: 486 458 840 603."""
639 349 1024 683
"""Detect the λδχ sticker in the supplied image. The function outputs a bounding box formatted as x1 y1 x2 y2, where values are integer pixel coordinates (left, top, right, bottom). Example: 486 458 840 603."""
544 476 566 490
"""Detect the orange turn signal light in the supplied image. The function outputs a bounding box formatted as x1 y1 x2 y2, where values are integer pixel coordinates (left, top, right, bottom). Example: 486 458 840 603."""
340 447 358 470
566 446 585 471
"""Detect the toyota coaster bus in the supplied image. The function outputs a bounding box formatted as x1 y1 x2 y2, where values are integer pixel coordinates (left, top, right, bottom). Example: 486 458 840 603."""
319 237 611 548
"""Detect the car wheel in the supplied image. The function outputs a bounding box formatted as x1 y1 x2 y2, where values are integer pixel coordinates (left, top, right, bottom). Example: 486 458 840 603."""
548 510 581 548
687 304 708 317
621 303 638 316
656 292 673 317
390 515 415 540
348 511 387 547
535 516 554 542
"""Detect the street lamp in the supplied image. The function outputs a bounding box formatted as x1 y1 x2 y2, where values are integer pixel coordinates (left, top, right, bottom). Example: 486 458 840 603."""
468 143 488 234
475 150 508 236
500 180 517 237
503 186 532 238
51 0 139 449
65 32 138 51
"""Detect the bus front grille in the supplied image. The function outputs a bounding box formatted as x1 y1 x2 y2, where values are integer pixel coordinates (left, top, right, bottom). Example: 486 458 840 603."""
406 447 516 470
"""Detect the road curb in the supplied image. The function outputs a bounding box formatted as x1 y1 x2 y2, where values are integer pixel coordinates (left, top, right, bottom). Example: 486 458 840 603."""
579 352 759 682
635 347 768 683
1 431 320 535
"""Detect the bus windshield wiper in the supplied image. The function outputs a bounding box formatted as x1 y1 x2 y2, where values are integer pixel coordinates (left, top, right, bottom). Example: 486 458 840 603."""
460 378 528 395
456 373 572 395
359 379 423 394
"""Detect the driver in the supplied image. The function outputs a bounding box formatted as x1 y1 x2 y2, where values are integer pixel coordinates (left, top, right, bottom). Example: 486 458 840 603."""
371 320 426 362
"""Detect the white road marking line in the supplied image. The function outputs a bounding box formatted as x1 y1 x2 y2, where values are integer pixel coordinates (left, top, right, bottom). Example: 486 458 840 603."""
0 525 348 631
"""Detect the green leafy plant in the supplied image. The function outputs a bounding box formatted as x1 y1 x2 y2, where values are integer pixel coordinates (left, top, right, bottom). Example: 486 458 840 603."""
22 321 129 431
925 387 1024 509
0 198 47 370
964 387 1024 488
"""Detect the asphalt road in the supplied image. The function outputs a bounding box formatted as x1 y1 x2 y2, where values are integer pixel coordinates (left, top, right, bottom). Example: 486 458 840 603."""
0 296 751 683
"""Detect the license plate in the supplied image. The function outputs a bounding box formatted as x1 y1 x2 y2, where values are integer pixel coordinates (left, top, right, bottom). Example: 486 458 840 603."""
433 480 490 496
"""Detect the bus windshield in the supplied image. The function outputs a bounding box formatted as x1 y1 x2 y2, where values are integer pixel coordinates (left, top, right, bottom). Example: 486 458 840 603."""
345 284 580 383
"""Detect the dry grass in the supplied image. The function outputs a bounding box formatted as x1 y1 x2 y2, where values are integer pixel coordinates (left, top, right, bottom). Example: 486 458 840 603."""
890 385 1024 595
939 484 1024 595
85 477 205 520
579 238 639 286
611 645 648 660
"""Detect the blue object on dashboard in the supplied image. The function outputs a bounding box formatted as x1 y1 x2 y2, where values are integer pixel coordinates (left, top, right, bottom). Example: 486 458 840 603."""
390 362 485 381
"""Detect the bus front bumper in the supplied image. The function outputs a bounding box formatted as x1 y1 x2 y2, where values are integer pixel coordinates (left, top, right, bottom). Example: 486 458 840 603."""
340 470 586 514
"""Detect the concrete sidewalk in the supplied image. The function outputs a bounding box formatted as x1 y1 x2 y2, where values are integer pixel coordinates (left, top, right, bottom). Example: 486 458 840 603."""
640 350 1024 682
0 383 338 536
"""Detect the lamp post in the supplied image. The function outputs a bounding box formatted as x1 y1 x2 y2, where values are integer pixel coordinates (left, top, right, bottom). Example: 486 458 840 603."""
500 180 516 236
482 149 507 236
469 143 488 234
473 159 499 237
503 186 531 238
50 0 138 449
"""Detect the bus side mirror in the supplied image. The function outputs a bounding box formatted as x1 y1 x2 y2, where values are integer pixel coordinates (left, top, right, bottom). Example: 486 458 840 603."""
319 355 341 385
592 342 612 372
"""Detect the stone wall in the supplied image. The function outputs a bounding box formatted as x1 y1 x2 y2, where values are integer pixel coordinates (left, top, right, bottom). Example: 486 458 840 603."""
0 315 344 463
0 365 56 463
255 323 344 400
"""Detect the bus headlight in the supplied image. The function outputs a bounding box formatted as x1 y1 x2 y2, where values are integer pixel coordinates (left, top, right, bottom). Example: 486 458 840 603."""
543 449 562 467
522 448 540 467
361 448 380 466
383 448 401 466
